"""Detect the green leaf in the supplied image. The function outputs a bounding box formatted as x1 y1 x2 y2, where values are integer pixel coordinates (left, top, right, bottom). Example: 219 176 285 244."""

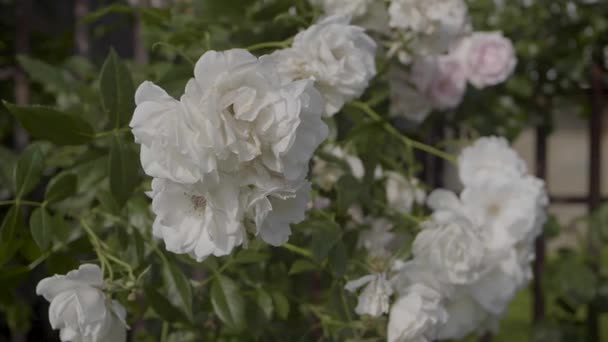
233 249 269 264
29 208 52 250
0 206 25 266
211 275 245 331
144 287 188 323
13 145 44 198
256 288 274 320
45 173 77 204
17 55 71 95
4 102 95 145
310 219 341 262
271 291 289 320
99 49 135 128
162 261 193 320
328 241 348 277
109 136 140 206
0 147 17 192
336 175 361 214
289 259 317 275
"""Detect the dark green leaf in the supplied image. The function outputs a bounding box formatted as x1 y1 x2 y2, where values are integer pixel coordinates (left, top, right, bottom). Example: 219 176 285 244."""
211 275 245 331
310 219 341 262
0 147 17 192
109 136 140 206
13 145 44 198
289 259 317 275
256 288 274 320
4 102 95 145
144 287 188 323
17 55 71 94
271 291 289 320
233 249 269 264
99 49 135 128
162 261 193 320
336 175 361 214
45 173 77 204
0 206 25 266
29 208 52 250
328 241 347 277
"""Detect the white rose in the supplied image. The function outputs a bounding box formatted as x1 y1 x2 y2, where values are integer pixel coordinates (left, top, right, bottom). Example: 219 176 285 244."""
388 284 448 342
310 0 389 32
183 49 328 182
411 54 467 110
457 136 528 187
388 0 470 57
413 214 487 285
460 176 546 251
358 218 397 259
436 293 487 340
468 250 530 316
149 177 245 261
385 171 426 213
312 145 365 191
246 177 312 246
345 273 394 317
36 264 127 342
270 15 377 116
456 31 517 89
131 81 204 184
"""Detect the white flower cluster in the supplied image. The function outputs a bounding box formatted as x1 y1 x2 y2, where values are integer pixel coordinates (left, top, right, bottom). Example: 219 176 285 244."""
36 265 127 342
131 16 376 261
387 137 548 341
309 0 516 123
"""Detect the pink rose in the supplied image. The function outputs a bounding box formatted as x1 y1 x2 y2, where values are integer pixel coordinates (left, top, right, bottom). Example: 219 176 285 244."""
457 31 517 89
411 55 467 110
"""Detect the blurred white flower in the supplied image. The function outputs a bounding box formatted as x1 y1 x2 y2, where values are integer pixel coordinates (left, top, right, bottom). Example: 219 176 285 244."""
346 273 394 317
149 177 245 261
388 65 432 122
388 0 470 57
358 218 397 259
385 171 426 214
388 284 447 342
270 15 377 116
413 214 487 285
411 54 467 110
455 31 517 89
36 264 127 342
436 293 486 340
310 0 389 32
312 145 365 190
457 136 528 187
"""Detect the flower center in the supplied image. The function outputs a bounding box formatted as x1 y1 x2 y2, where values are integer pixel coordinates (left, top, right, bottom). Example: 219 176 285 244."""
191 195 207 211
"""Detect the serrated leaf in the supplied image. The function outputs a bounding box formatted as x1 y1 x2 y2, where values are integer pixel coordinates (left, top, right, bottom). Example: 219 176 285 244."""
162 261 193 320
45 173 77 204
145 287 188 323
99 49 135 128
13 145 44 198
109 136 140 206
4 102 95 145
289 259 317 275
0 206 25 266
29 208 52 250
256 288 274 320
211 275 245 331
271 291 289 320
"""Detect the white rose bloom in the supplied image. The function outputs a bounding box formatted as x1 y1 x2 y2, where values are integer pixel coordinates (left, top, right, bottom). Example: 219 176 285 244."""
460 176 546 251
312 145 365 190
345 272 394 317
246 176 312 246
390 260 454 299
468 249 531 316
183 49 328 182
411 54 467 110
385 171 426 213
387 284 448 342
436 293 487 340
413 214 487 285
457 136 527 187
149 177 245 261
36 264 127 342
455 31 517 89
131 81 204 184
270 15 377 116
310 0 389 32
358 218 397 259
388 0 470 57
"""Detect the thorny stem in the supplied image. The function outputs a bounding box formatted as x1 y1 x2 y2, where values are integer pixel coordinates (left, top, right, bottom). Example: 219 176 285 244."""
348 101 457 165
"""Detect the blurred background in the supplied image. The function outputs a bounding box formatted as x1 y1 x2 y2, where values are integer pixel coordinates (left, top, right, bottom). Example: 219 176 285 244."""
1 0 608 341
